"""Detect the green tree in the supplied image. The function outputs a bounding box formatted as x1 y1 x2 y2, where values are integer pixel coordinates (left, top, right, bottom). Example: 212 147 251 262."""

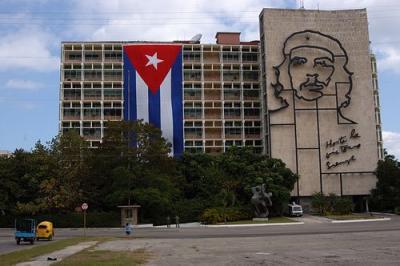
370 153 400 211
90 120 181 223
178 147 297 219
37 131 90 212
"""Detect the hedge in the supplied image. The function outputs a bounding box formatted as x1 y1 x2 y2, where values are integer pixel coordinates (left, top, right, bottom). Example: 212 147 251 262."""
0 212 120 228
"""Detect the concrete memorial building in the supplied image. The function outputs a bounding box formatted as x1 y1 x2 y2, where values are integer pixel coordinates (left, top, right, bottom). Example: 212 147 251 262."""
260 8 383 202
59 8 383 202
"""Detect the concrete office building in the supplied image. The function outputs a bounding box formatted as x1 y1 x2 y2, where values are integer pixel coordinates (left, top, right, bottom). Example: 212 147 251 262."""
60 33 262 153
60 8 382 200
260 8 383 202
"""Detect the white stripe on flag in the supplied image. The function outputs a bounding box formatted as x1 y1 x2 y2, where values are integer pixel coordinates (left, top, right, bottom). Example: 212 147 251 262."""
136 73 149 123
160 70 174 150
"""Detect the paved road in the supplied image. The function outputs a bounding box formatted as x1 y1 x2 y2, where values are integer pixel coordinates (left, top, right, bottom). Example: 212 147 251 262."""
0 236 69 256
1 214 399 257
98 230 400 265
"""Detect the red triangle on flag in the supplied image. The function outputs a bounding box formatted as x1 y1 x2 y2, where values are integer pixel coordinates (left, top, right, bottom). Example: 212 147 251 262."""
124 44 182 94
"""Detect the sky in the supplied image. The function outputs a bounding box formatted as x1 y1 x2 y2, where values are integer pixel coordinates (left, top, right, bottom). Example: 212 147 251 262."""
0 0 399 159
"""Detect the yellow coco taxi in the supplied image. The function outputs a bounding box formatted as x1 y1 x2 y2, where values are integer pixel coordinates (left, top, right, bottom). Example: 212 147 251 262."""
36 221 54 241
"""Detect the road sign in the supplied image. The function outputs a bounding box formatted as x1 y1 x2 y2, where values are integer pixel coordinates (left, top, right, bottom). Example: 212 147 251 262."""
81 203 88 210
81 203 88 238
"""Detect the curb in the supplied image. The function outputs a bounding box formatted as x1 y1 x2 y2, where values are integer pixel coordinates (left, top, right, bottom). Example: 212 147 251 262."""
206 222 304 227
331 217 391 223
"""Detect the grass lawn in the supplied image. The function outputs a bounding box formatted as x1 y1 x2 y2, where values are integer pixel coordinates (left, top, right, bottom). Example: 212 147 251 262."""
326 213 383 220
0 237 111 266
55 248 150 266
222 216 296 224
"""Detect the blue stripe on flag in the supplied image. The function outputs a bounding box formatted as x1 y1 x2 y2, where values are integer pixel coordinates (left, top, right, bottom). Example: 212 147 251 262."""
148 89 161 128
171 50 184 156
123 52 137 121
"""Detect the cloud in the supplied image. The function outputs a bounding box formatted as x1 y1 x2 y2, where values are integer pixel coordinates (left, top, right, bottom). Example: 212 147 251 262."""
66 0 280 43
382 131 400 159
0 27 59 72
375 47 400 73
5 79 43 91
62 0 400 75
304 0 400 74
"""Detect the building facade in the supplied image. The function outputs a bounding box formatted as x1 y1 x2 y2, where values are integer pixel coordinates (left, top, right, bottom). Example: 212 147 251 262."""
60 8 383 199
60 34 262 153
260 8 383 200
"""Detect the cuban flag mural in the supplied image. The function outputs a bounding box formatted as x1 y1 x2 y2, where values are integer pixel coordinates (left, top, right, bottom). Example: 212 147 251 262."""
123 44 183 156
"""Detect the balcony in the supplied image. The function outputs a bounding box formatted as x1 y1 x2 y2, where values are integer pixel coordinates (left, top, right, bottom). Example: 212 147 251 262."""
243 71 259 82
244 109 260 119
243 90 260 100
63 115 80 121
203 53 220 63
205 147 223 154
184 71 202 82
104 109 122 121
64 70 81 81
205 128 222 139
104 51 122 62
84 52 102 62
63 94 81 101
223 90 240 101
83 90 102 100
183 52 201 63
184 90 201 101
64 51 82 62
184 109 202 120
204 90 221 101
84 71 102 81
223 72 240 82
245 133 261 139
104 70 122 81
204 109 221 119
203 71 220 81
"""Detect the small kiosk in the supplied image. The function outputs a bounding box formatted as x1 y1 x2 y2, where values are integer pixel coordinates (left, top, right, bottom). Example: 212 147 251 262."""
118 205 141 226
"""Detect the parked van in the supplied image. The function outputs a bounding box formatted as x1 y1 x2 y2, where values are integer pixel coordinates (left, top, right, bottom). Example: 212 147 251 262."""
36 221 54 241
288 202 303 217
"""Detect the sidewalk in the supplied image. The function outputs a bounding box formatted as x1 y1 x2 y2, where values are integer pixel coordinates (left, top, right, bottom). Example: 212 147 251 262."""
16 241 97 266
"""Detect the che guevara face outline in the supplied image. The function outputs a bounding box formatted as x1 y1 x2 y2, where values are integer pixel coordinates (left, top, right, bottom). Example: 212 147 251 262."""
270 30 355 124
288 46 335 101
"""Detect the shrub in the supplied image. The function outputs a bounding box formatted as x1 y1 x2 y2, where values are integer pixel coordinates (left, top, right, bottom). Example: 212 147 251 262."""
200 208 221 224
217 207 252 222
311 193 354 215
332 197 353 215
311 192 329 215
394 207 400 215
173 199 205 223
0 212 120 228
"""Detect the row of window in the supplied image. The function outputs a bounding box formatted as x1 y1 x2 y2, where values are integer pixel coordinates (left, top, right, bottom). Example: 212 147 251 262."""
64 70 122 81
63 82 122 89
63 64 122 70
184 108 260 118
183 83 259 90
184 90 259 99
183 45 259 53
183 52 258 62
63 109 122 117
64 51 122 61
63 89 122 100
183 71 259 81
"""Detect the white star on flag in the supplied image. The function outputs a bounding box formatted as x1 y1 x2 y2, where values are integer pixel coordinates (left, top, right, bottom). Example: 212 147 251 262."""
145 52 164 69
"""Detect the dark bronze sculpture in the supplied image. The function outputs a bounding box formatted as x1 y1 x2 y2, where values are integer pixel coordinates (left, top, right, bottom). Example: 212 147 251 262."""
251 184 272 218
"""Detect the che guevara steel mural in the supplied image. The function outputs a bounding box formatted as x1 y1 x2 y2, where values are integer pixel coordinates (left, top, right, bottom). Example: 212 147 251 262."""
268 30 362 177
270 30 355 125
